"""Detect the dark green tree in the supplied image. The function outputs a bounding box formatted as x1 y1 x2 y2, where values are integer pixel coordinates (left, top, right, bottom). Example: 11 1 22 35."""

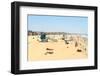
40 32 46 42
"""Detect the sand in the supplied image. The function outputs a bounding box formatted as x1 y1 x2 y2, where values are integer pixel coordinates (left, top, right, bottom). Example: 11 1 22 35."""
28 35 88 61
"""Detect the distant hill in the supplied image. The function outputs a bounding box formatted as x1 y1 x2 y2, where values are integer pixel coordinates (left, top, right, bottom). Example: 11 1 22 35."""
28 30 87 36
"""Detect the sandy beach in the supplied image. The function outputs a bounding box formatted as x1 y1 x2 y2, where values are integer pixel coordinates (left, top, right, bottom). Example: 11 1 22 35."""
28 34 88 61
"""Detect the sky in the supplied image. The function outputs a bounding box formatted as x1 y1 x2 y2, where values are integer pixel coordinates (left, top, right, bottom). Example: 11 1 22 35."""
28 15 88 34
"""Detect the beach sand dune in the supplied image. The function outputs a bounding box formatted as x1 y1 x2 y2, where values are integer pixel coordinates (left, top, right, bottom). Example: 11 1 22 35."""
28 35 88 61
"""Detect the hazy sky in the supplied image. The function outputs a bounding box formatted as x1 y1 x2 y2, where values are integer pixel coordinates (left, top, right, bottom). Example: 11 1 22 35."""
28 15 88 34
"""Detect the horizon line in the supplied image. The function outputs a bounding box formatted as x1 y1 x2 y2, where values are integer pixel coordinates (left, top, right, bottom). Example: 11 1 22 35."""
28 30 88 35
